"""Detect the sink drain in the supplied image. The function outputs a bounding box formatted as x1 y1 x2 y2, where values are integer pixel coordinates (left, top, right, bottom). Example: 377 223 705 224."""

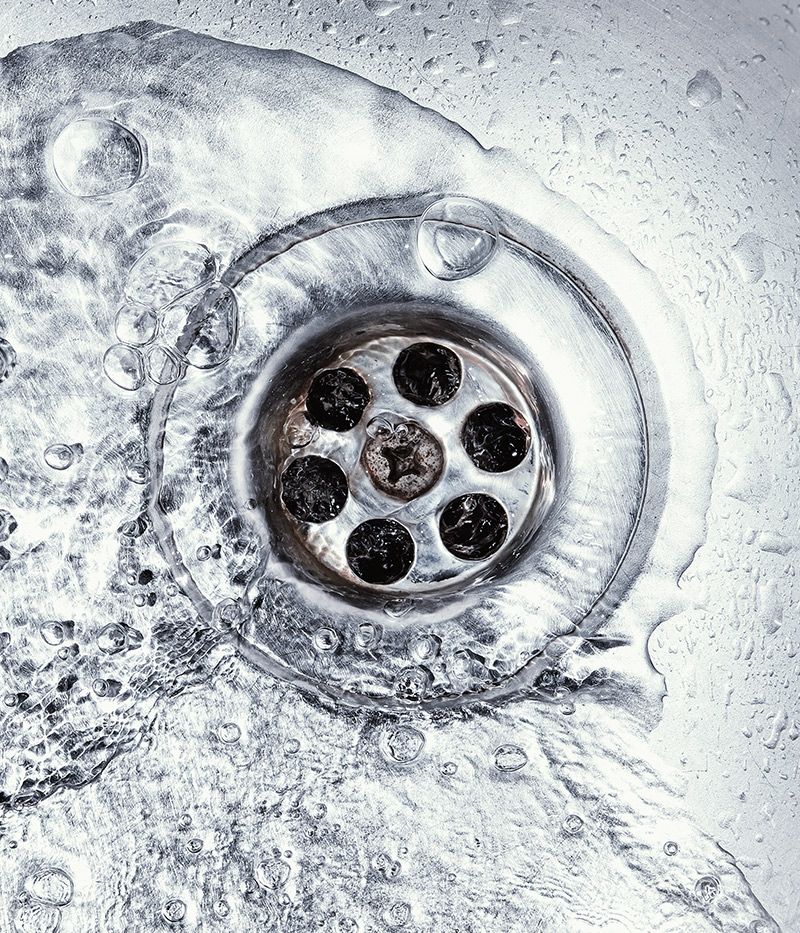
265 330 548 595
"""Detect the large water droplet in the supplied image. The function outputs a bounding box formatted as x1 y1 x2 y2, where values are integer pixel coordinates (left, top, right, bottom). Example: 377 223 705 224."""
731 233 765 283
417 198 499 280
26 868 74 906
493 743 528 772
686 69 722 108
51 117 144 197
103 344 145 391
114 303 158 346
379 725 425 763
362 0 400 14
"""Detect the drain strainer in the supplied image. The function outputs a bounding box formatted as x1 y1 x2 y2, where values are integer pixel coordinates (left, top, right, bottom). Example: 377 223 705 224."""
153 205 647 707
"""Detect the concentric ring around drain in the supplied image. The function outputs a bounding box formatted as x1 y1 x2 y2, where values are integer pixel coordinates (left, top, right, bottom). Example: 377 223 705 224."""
151 210 648 707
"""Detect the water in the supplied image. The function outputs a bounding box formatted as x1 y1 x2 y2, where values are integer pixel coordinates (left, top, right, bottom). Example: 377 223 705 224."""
0 11 793 933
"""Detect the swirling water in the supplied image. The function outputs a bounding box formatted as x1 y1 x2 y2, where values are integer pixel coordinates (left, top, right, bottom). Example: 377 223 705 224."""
0 20 784 933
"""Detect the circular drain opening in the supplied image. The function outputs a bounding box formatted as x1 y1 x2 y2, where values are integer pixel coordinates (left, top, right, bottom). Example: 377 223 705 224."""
251 312 552 599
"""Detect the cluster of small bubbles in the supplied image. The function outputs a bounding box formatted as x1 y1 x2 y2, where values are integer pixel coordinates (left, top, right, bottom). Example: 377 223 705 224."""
695 875 720 904
393 666 431 701
103 344 145 391
52 117 144 197
372 852 402 879
493 743 528 772
25 867 74 906
385 901 411 928
686 69 722 109
162 898 187 924
664 840 679 856
43 442 83 471
0 337 17 384
0 509 18 542
312 626 340 653
440 760 458 776
416 197 499 280
379 724 425 763
217 722 241 744
39 620 65 646
563 814 584 835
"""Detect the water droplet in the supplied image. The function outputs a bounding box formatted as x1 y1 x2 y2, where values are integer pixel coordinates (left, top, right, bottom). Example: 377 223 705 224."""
473 40 498 71
410 634 439 662
417 198 499 281
312 627 340 653
362 0 400 14
97 622 128 655
493 743 528 772
440 760 458 776
695 875 720 904
380 725 425 763
162 898 187 924
664 840 679 856
731 233 765 283
43 443 82 471
186 837 203 854
217 722 241 744
393 665 431 701
563 814 584 835
384 598 413 619
0 337 17 384
255 857 291 890
103 344 145 391
561 113 584 154
52 117 144 197
213 899 230 919
26 868 73 906
39 621 65 646
0 509 17 542
686 69 722 108
355 622 380 649
114 302 158 347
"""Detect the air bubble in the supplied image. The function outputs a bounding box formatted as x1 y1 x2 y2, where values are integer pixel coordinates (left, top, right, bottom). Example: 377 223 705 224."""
393 665 431 701
43 443 83 471
125 242 216 310
126 461 150 484
312 627 340 652
417 197 499 280
146 346 182 385
695 876 720 904
380 725 425 763
162 898 187 924
493 743 528 772
114 303 158 346
664 841 679 856
0 337 17 384
52 117 144 197
103 344 145 391
40 621 65 646
217 722 241 744
563 814 584 835
12 900 62 933
26 868 74 906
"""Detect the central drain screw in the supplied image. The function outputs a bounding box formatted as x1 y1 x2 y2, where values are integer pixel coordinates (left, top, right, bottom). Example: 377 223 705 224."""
362 422 444 501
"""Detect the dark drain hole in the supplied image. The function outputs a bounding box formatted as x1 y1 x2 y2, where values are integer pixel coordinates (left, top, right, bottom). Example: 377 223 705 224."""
462 402 530 472
393 342 462 407
439 493 509 560
281 455 349 523
306 367 370 432
346 518 415 585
